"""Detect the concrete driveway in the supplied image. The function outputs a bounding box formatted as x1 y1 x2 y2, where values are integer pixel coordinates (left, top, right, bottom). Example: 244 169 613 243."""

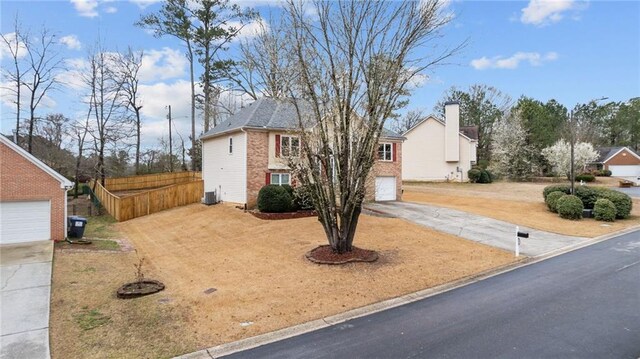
613 186 640 198
366 201 587 256
1 241 53 359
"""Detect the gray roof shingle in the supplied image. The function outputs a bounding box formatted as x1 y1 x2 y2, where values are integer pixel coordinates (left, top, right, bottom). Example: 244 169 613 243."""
200 97 404 140
595 146 640 163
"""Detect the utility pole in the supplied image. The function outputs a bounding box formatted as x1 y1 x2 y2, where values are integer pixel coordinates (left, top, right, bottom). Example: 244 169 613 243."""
167 105 173 172
570 110 575 195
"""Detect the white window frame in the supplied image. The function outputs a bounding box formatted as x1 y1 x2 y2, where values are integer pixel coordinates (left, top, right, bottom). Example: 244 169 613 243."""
378 143 392 161
280 135 300 157
229 137 233 154
270 173 290 186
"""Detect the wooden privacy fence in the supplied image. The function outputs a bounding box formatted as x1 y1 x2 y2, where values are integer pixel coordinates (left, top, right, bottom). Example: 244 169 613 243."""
104 171 201 192
91 175 204 221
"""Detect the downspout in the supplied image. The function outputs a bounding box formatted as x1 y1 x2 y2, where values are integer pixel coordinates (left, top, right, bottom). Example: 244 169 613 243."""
241 128 248 207
63 184 73 240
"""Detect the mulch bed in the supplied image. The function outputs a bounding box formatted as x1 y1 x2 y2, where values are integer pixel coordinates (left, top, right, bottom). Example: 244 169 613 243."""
117 279 165 299
251 210 317 220
305 245 379 265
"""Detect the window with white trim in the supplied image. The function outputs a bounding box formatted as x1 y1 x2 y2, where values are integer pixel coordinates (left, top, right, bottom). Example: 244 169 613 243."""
281 135 300 157
229 137 233 154
270 173 290 186
378 143 392 161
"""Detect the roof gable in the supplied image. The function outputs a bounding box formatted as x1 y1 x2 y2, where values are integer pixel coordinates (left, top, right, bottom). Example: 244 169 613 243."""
600 146 640 163
0 135 73 188
402 115 475 141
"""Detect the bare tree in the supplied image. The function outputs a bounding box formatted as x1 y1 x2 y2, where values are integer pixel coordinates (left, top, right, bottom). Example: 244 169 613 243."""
282 0 459 253
136 0 198 170
71 113 90 198
390 109 427 134
23 27 63 153
228 17 295 99
83 45 129 186
114 48 144 174
0 15 28 145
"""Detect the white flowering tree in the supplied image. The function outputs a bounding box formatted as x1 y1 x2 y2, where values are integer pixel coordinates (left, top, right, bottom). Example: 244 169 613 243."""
490 111 536 180
541 139 599 177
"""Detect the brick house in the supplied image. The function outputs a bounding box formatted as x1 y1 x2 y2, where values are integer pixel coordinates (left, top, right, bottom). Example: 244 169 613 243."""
591 146 640 177
200 98 403 208
0 135 73 244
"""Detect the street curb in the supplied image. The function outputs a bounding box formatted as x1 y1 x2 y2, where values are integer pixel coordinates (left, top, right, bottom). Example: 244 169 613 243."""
175 225 639 359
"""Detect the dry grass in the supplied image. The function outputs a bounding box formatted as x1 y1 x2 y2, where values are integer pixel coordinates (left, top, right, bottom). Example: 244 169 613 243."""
403 180 639 238
50 249 198 359
48 203 518 357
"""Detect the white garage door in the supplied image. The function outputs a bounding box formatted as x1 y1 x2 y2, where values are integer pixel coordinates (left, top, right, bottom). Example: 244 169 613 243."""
609 165 640 177
375 177 396 201
0 201 51 244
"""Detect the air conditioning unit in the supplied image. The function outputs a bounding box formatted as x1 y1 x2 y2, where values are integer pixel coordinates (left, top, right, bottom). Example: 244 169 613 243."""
203 191 218 205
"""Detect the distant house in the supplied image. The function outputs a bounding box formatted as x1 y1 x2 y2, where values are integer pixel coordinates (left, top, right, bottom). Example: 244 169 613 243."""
401 101 478 182
200 98 404 208
0 135 73 244
592 146 640 177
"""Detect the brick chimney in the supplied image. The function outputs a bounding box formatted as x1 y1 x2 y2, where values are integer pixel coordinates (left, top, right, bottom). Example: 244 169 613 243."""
445 101 460 162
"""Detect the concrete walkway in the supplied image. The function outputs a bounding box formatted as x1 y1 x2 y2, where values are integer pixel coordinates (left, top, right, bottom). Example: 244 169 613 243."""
366 201 587 256
1 241 53 359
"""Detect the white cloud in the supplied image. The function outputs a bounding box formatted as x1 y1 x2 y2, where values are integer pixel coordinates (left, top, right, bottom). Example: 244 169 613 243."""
60 35 82 50
129 0 162 9
520 0 587 26
0 32 28 60
70 0 99 18
59 57 89 90
139 48 188 82
470 51 558 70
227 18 269 42
105 6 118 13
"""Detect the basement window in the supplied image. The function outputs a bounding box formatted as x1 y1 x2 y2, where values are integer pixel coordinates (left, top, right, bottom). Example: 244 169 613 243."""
271 173 290 186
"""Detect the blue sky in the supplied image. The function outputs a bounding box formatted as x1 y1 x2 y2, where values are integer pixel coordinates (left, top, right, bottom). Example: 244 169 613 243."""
1 0 639 149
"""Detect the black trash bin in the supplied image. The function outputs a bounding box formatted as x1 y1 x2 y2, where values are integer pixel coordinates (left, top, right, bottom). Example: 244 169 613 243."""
67 216 88 238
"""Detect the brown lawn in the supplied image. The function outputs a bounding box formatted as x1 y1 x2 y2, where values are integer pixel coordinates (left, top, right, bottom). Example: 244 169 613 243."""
51 204 517 358
403 180 640 238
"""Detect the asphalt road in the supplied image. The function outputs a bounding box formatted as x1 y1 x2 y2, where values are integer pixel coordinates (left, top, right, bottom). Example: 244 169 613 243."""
225 230 640 359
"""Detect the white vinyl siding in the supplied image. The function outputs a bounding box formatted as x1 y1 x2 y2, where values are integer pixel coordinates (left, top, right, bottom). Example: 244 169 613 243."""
202 132 247 204
0 201 51 244
402 117 475 182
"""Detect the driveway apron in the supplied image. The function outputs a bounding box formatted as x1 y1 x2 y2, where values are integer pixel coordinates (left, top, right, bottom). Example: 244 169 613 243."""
366 201 587 256
1 241 53 359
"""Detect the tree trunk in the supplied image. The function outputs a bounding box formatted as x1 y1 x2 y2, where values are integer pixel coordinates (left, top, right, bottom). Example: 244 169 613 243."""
188 43 196 171
135 109 141 174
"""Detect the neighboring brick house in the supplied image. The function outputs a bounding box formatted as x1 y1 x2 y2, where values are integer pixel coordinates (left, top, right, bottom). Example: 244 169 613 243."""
200 97 403 208
0 135 73 244
591 146 640 177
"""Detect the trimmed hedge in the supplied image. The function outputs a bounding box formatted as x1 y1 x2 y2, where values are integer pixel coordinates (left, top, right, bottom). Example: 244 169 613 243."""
594 198 616 222
257 185 293 213
546 191 566 213
575 173 595 182
556 195 584 220
575 186 600 209
468 167 493 184
597 189 633 219
542 184 633 219
543 185 571 200
468 168 481 183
